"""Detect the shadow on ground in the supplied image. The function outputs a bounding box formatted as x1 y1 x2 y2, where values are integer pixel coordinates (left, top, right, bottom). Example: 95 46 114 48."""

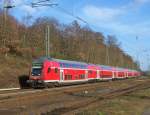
18 75 30 89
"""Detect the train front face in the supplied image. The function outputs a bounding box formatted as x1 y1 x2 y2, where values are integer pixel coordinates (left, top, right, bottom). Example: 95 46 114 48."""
28 63 45 88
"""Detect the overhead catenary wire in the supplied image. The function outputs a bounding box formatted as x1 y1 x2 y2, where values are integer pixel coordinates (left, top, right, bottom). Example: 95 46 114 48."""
30 0 89 25
31 4 57 7
55 6 89 25
3 0 147 54
9 0 146 68
32 0 51 4
30 1 143 69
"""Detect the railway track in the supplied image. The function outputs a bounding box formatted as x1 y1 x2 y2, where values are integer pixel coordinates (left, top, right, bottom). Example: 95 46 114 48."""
0 77 148 100
45 78 150 115
0 81 111 100
0 77 149 115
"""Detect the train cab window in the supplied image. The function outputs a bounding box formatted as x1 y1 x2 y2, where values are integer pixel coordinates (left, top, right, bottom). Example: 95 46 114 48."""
55 68 58 73
47 67 51 73
32 68 42 76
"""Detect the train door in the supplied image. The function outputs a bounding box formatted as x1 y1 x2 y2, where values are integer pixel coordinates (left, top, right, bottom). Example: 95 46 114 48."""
116 71 118 78
112 71 115 79
97 70 99 79
124 72 127 78
60 69 64 82
85 70 88 80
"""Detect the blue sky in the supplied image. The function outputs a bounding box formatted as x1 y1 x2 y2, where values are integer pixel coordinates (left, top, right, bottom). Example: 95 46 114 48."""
1 0 150 70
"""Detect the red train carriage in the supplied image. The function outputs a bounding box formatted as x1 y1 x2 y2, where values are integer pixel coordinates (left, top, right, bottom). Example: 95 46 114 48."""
56 59 88 84
87 64 100 81
127 70 132 78
116 68 126 79
28 57 89 87
124 69 129 78
133 70 140 78
28 57 140 88
126 69 137 78
127 70 136 78
99 65 113 80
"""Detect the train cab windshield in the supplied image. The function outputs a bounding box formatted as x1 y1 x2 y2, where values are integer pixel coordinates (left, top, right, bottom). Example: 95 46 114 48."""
32 68 42 76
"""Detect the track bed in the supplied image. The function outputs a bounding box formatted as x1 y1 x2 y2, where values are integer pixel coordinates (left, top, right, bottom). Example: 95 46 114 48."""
0 77 150 115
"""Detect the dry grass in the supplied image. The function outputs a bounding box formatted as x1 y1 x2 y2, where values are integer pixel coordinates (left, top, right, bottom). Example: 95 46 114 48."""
76 88 150 115
0 55 30 88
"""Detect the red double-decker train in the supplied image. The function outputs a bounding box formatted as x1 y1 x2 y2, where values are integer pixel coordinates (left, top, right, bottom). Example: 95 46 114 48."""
28 57 141 88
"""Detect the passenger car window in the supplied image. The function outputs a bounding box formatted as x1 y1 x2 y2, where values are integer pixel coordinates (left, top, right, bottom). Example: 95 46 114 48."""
55 68 58 73
47 67 51 73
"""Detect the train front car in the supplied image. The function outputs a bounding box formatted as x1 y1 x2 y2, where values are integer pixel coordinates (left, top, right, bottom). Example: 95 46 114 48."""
28 57 46 88
28 57 61 88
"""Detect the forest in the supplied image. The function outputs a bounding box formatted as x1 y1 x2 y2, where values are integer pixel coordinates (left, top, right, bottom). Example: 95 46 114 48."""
0 10 140 87
0 10 139 68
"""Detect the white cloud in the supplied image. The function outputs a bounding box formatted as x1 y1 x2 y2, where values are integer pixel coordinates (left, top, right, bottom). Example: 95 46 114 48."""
107 22 150 38
13 0 23 6
82 4 150 38
12 0 48 16
20 5 36 15
82 3 150 70
83 5 123 22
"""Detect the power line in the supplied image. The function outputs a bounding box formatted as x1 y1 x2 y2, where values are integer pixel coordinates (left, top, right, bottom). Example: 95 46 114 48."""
33 0 51 4
1 0 88 26
31 0 89 25
31 0 58 7
55 6 89 25
3 0 15 8
9 1 148 62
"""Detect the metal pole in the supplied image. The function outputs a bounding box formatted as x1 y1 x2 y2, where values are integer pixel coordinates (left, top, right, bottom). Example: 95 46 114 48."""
106 46 109 65
3 1 8 56
121 53 124 67
45 25 50 57
3 0 15 57
45 26 47 56
47 25 50 57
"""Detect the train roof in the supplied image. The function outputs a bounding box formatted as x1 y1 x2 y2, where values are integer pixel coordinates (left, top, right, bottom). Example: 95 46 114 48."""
32 57 88 69
98 65 113 70
53 59 88 69
53 59 87 65
32 57 139 71
32 56 52 63
115 67 126 71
